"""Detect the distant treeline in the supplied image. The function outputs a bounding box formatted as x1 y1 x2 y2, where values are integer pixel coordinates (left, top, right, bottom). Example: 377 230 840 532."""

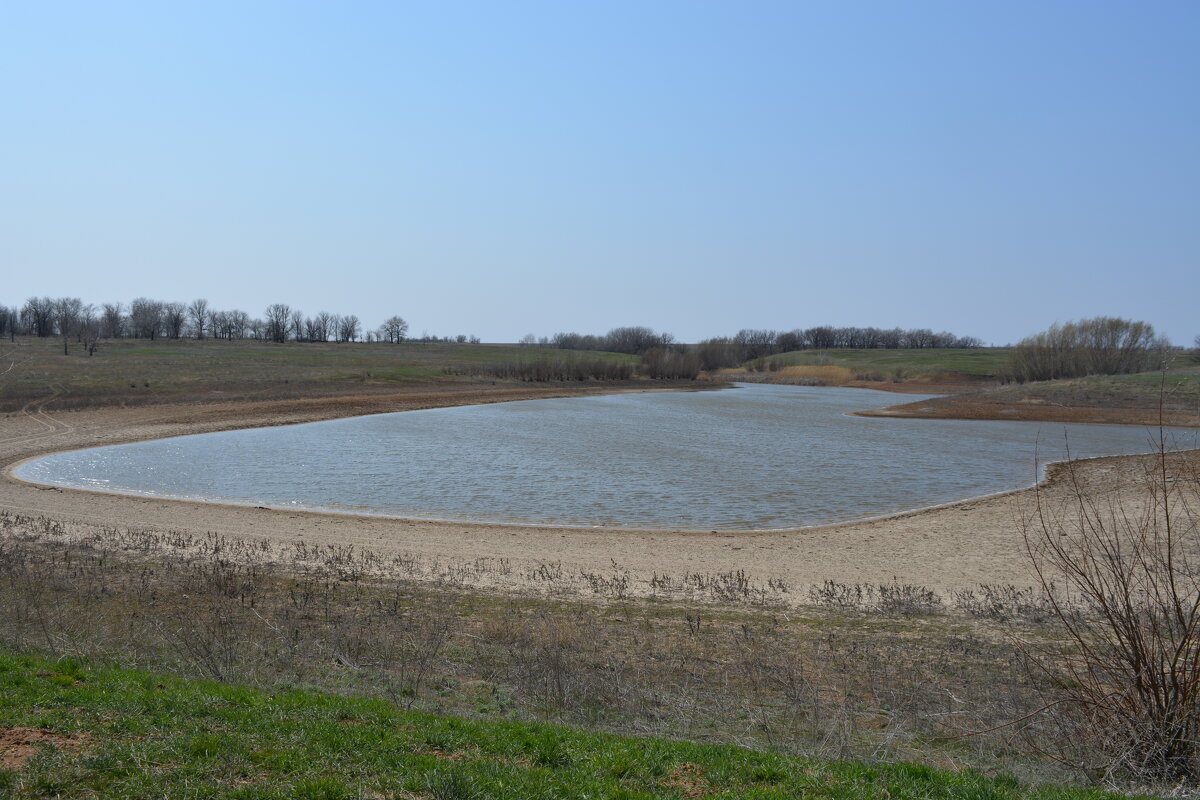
485 324 987 383
0 296 479 350
1006 317 1169 383
526 326 678 354
541 325 983 370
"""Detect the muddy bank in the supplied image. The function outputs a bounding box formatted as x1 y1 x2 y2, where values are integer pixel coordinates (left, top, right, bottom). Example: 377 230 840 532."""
857 392 1200 427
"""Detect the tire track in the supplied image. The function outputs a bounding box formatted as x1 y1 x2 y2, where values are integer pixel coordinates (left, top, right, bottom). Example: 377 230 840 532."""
0 385 74 448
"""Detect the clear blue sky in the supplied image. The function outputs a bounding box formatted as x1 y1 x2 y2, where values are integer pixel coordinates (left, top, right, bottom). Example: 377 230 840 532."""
2 1 1197 344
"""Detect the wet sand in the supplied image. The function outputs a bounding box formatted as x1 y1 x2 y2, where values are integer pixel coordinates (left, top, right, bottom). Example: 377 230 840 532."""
2 385 1194 597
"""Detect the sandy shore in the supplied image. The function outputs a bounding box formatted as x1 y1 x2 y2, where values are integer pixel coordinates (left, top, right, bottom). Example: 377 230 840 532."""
2 384 1193 598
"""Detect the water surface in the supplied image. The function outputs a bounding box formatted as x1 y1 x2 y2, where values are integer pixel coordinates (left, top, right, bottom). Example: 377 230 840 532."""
16 384 1195 529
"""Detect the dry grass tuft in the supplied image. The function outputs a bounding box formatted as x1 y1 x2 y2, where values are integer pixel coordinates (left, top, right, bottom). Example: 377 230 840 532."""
773 365 858 385
714 365 858 386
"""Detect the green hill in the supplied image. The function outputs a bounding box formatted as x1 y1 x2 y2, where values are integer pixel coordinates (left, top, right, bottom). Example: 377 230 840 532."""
0 650 1147 799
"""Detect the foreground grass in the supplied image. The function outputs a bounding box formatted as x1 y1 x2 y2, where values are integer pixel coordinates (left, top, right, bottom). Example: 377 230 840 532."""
0 651 1144 800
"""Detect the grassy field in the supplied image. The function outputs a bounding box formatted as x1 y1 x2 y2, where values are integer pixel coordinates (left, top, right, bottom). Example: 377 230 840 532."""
982 367 1200 410
862 363 1200 427
4 336 1194 416
746 348 1014 380
0 337 640 411
729 348 1200 426
748 349 1200 385
0 649 1144 799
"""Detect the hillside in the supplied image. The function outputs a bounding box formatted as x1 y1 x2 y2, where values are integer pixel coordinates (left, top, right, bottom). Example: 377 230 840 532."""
0 650 1146 799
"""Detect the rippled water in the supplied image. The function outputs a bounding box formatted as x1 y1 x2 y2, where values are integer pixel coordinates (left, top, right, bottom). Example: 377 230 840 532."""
15 384 1196 529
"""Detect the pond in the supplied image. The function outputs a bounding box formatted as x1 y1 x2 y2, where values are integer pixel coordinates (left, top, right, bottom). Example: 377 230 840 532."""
15 384 1195 530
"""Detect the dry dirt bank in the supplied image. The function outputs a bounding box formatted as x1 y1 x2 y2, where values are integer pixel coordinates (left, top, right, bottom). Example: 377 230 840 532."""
855 387 1200 427
2 382 1194 599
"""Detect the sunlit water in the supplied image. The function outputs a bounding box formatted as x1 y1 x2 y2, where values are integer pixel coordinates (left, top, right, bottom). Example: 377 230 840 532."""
15 384 1196 530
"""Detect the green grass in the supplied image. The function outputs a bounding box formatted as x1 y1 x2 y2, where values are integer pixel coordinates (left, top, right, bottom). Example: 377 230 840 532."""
977 366 1200 413
0 650 1148 799
753 349 1014 379
0 337 640 410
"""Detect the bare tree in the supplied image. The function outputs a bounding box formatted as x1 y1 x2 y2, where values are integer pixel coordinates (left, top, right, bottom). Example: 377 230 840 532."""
314 311 333 343
209 311 228 340
163 302 187 339
52 297 84 355
0 306 14 341
80 305 101 355
21 297 55 337
641 346 700 379
101 303 126 339
805 326 836 349
264 304 291 343
604 326 672 354
226 310 249 340
129 298 164 340
734 329 778 360
337 314 360 343
380 316 408 343
290 308 305 342
878 328 903 349
188 299 209 339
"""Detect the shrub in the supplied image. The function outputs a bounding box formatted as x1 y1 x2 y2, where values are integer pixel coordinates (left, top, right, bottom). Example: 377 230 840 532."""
1023 436 1200 783
481 357 634 382
639 347 700 379
1006 317 1166 383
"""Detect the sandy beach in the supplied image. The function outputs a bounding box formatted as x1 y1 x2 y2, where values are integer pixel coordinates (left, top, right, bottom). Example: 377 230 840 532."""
2 384 1194 598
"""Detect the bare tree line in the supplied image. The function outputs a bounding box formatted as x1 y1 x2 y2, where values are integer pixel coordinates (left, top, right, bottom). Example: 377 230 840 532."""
693 326 983 370
538 325 982 370
2 297 431 351
520 326 676 355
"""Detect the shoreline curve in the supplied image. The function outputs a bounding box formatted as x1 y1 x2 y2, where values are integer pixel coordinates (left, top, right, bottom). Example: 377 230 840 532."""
2 383 1195 597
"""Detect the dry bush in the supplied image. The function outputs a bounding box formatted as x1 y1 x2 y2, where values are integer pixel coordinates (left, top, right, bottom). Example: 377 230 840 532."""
1007 316 1166 383
807 579 943 615
476 357 634 382
1022 438 1200 784
728 364 857 386
951 584 1057 623
640 347 700 379
774 365 856 385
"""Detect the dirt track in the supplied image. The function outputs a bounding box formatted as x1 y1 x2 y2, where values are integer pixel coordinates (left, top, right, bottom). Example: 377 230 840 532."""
2 384 1194 598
